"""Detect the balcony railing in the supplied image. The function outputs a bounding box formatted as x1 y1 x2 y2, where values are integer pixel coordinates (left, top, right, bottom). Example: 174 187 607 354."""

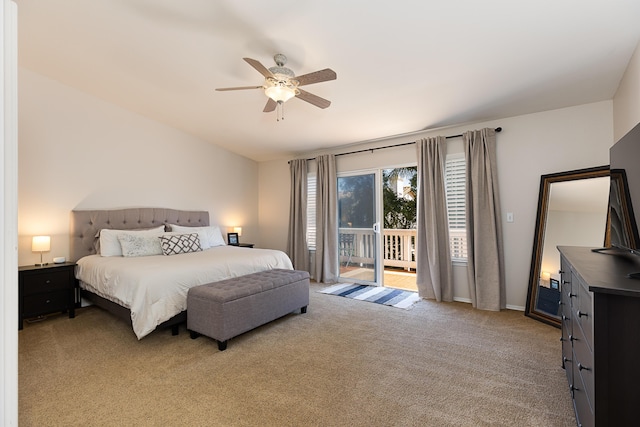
339 227 467 271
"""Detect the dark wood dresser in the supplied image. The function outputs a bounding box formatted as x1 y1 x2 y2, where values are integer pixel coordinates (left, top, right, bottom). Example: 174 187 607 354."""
559 246 640 427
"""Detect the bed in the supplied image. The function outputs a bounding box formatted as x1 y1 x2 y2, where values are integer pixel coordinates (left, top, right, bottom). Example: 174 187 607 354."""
70 208 293 339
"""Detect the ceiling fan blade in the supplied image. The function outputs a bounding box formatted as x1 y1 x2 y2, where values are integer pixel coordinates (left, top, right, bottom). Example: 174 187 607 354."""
216 85 263 91
295 68 337 86
263 98 277 112
243 57 274 78
296 89 331 109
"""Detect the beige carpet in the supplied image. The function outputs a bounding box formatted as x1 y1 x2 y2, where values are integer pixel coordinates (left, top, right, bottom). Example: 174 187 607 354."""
19 283 575 426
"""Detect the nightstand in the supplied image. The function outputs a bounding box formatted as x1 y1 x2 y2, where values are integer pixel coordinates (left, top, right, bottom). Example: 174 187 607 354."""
237 243 254 248
18 262 77 330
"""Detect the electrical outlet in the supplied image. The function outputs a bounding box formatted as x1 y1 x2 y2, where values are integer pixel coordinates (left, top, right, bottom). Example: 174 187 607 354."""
507 212 514 223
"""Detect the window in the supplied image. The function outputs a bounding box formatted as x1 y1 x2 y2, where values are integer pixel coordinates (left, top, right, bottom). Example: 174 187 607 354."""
306 174 316 250
445 154 467 260
306 156 467 260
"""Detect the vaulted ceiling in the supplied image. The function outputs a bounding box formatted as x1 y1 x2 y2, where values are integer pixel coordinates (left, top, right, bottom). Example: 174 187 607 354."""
17 0 640 161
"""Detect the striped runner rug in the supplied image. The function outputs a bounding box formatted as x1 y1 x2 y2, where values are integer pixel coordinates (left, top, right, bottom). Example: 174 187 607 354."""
318 283 421 310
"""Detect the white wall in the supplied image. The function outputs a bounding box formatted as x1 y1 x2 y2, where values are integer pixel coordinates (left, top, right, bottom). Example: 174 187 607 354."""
258 159 290 253
614 40 640 140
258 101 614 309
18 69 259 264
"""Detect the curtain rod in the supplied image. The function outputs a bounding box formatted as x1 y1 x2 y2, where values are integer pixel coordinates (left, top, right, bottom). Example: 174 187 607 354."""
291 127 502 163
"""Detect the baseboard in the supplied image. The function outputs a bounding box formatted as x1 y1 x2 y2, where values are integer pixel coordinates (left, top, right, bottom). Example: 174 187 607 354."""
453 297 525 312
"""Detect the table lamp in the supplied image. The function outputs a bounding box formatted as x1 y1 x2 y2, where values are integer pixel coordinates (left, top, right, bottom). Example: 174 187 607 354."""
32 235 51 266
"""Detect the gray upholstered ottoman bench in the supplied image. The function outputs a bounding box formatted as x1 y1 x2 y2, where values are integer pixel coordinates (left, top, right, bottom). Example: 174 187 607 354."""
187 269 310 351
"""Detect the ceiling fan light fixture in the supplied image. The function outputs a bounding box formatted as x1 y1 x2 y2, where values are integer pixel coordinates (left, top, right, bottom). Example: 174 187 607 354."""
216 54 335 114
264 80 297 103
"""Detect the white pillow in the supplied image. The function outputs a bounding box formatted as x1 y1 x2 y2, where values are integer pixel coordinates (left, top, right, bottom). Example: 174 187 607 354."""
99 225 166 257
117 234 163 257
168 224 225 249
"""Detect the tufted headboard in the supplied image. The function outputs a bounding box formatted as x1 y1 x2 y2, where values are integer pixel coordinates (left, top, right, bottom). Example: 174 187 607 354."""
70 208 210 262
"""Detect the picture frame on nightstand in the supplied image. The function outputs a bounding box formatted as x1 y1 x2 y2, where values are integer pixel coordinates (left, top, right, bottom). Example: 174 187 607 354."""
227 232 239 246
550 278 559 290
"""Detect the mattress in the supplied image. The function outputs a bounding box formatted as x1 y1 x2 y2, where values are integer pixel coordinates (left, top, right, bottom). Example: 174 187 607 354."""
76 245 293 339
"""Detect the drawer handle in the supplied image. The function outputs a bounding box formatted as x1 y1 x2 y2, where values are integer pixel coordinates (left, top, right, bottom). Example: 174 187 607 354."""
577 310 588 318
578 363 591 372
563 280 571 285
570 385 579 392
563 356 571 363
45 299 51 304
569 292 577 297
559 270 565 274
562 315 570 321
558 301 564 306
45 279 51 284
569 335 577 342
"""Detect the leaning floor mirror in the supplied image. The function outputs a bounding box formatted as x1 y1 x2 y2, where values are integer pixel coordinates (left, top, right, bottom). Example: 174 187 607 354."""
525 166 610 327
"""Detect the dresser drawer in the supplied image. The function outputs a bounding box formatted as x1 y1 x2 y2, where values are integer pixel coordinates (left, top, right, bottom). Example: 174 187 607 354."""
563 340 573 386
572 367 594 427
572 320 594 412
560 268 572 319
22 269 72 295
22 290 70 317
576 281 593 350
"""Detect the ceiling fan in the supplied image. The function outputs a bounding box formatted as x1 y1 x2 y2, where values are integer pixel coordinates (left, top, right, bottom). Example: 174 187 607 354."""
216 54 337 118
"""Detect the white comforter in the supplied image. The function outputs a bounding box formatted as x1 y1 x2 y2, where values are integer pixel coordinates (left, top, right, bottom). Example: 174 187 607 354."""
76 245 293 339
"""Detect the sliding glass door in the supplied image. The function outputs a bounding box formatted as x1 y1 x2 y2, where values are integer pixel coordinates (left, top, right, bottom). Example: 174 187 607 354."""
337 172 381 285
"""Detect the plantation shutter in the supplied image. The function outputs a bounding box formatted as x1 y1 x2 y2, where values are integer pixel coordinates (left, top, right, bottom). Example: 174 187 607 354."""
445 154 467 260
307 174 316 250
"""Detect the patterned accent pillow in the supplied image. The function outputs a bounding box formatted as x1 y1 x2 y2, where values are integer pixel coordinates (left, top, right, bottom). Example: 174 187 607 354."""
117 233 163 257
159 233 202 256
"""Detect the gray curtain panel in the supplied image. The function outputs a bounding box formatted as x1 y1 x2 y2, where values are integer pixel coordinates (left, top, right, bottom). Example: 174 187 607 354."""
416 136 453 301
315 154 338 283
464 128 506 310
286 159 309 272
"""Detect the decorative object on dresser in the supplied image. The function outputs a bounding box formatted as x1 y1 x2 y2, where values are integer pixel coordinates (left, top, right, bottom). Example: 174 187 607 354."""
19 262 76 330
559 246 640 426
31 235 51 266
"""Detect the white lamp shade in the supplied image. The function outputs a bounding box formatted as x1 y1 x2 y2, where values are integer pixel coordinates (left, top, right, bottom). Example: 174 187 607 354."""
32 235 51 252
541 271 551 281
233 227 242 237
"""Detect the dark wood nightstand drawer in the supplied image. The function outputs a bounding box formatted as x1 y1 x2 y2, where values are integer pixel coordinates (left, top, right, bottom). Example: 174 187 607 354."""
22 269 72 295
23 291 70 317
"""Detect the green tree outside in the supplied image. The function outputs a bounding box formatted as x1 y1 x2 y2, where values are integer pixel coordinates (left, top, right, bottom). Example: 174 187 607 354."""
383 167 417 230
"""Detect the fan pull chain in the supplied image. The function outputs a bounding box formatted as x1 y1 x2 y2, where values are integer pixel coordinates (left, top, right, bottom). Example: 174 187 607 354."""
276 101 285 122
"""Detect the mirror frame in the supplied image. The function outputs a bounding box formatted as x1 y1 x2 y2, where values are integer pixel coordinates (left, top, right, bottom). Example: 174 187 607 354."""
525 165 610 327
